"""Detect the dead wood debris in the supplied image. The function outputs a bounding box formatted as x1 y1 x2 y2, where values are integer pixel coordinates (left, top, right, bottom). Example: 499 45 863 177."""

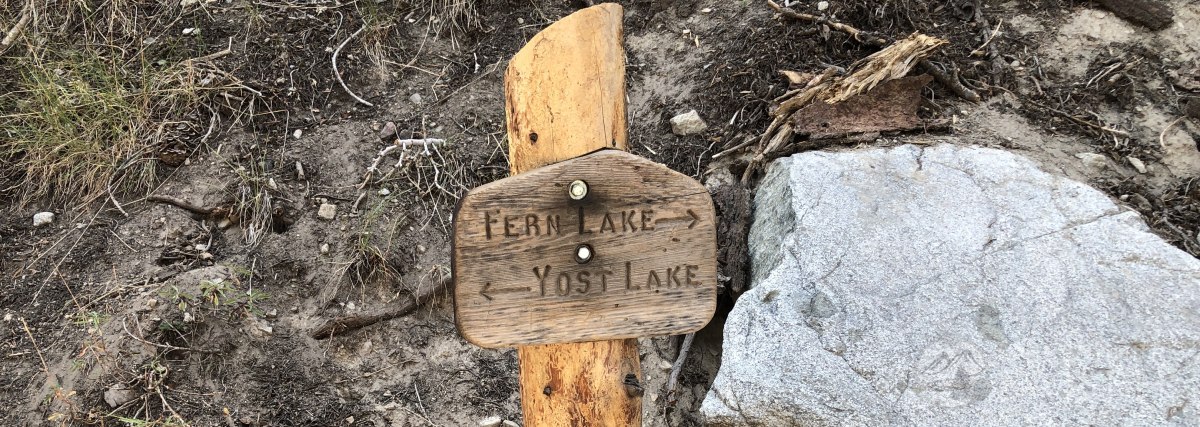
733 22 948 182
0 1 32 53
765 0 980 102
147 195 219 217
1095 0 1174 31
665 332 696 404
310 274 452 339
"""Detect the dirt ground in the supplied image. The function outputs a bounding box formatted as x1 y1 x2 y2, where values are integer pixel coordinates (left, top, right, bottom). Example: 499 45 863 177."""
2 0 1199 426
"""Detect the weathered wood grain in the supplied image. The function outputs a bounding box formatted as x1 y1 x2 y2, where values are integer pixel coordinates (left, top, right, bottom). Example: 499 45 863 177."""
504 2 627 173
454 150 717 347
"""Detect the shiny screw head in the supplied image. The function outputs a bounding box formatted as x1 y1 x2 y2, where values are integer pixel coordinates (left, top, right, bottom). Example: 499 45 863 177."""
568 180 589 200
575 244 594 264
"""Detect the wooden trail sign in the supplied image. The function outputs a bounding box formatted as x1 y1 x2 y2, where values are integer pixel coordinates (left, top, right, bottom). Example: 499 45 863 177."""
453 149 717 347
451 3 716 425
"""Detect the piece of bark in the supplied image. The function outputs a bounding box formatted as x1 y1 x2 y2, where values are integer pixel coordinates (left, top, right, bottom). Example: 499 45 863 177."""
790 75 933 139
711 178 751 294
1096 0 1174 31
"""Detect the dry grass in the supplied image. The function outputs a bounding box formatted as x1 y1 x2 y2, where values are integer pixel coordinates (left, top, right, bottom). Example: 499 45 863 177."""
0 0 256 207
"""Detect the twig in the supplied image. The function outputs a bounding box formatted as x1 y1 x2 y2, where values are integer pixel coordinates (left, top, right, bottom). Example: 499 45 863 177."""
665 332 695 404
0 1 32 53
19 318 50 377
189 38 234 63
712 135 757 159
310 275 452 339
918 60 981 102
1159 116 1185 148
969 20 1003 57
108 185 129 217
767 0 887 46
1029 100 1131 137
147 195 216 217
358 138 446 189
333 24 375 107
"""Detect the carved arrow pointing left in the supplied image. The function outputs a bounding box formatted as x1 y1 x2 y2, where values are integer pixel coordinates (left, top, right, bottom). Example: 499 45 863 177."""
480 282 532 301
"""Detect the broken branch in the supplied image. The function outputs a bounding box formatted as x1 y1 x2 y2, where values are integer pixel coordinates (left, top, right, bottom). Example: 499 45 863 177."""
310 274 452 339
333 24 375 107
147 195 216 217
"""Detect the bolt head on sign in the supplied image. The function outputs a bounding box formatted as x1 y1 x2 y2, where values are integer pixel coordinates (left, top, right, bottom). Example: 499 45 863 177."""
452 149 717 348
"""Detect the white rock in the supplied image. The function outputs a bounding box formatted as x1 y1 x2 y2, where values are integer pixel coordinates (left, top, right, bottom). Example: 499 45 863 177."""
702 144 1200 426
320 243 330 254
659 360 673 370
817 1 829 11
3 313 12 322
103 385 137 408
32 212 54 227
317 203 337 220
1128 156 1147 174
701 7 713 13
182 27 196 35
670 110 708 136
416 244 427 254
478 416 502 427
378 188 391 196
293 129 303 139
182 312 194 323
501 421 519 427
409 93 423 104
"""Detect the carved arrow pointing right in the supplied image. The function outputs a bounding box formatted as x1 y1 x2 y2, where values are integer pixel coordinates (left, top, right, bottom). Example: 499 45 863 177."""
654 209 700 229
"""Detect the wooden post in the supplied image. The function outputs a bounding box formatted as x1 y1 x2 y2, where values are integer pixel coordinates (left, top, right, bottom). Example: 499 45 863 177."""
503 4 641 426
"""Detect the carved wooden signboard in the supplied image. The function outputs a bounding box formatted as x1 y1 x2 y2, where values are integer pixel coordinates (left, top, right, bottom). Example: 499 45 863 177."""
453 149 717 348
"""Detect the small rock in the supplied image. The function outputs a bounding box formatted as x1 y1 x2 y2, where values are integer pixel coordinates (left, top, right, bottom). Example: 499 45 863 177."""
183 312 194 323
502 421 519 427
250 318 273 337
517 17 525 24
378 188 391 196
1128 156 1147 174
670 110 708 136
817 1 829 11
478 416 503 427
33 212 54 227
1075 152 1108 169
3 313 12 322
182 27 197 35
290 306 299 313
293 129 303 139
379 121 398 141
104 385 137 408
320 243 330 254
265 308 278 318
318 203 337 220
345 416 354 424
701 7 713 13
659 360 673 370
135 298 158 313
416 244 427 254
409 93 423 104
